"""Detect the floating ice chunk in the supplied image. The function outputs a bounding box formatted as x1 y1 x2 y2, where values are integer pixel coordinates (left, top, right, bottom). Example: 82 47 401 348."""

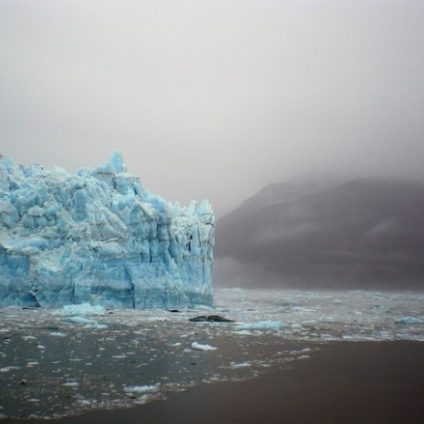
68 316 93 325
235 320 285 331
64 316 108 329
191 342 217 351
55 303 108 328
57 303 106 316
229 362 251 369
0 366 20 372
62 381 79 387
49 332 67 337
343 334 358 340
395 316 424 325
290 348 312 355
123 384 159 394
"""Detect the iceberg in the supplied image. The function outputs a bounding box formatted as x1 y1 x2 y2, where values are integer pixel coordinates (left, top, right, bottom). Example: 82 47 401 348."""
0 151 214 308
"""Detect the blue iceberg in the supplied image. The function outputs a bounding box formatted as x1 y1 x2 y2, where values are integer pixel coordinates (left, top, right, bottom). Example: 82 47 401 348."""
0 151 214 308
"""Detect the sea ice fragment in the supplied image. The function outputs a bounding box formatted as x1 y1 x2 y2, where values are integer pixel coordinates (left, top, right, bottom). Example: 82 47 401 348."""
123 385 159 394
191 342 217 351
235 320 285 331
395 316 424 325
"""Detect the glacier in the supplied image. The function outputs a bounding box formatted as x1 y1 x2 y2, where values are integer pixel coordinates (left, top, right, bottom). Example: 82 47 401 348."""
0 151 214 308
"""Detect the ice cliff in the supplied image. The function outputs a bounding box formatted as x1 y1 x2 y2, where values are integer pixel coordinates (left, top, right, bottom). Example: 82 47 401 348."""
0 152 214 308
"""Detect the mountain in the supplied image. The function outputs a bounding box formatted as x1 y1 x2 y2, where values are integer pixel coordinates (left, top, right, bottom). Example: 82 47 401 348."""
215 177 424 289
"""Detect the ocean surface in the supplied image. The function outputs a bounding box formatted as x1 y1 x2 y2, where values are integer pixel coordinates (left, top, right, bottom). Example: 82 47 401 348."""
1 288 424 419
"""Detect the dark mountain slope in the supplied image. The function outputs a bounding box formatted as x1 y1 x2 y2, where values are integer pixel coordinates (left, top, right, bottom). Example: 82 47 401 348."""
215 178 424 289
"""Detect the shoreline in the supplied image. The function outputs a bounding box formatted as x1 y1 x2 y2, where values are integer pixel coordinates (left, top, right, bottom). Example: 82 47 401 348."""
4 341 424 424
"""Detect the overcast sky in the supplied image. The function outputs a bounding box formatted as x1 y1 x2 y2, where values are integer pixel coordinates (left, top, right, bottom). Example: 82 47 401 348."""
1 0 423 216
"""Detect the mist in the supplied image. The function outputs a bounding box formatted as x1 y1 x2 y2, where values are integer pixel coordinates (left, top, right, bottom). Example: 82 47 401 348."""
1 0 423 217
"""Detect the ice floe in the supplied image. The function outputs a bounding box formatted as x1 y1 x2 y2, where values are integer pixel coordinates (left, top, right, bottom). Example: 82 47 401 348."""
191 342 217 351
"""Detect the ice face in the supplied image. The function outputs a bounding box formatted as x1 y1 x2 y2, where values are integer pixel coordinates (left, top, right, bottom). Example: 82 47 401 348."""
0 151 214 308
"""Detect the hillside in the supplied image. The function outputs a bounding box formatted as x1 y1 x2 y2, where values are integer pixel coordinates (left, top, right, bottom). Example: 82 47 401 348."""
215 178 424 289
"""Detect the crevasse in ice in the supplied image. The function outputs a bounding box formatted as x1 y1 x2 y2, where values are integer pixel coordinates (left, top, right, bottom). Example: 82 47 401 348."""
0 151 214 308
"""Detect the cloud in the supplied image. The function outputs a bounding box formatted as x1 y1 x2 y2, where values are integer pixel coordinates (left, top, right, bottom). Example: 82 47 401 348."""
1 0 423 215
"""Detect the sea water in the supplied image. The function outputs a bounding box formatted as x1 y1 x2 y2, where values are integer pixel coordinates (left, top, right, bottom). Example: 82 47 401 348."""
1 288 423 419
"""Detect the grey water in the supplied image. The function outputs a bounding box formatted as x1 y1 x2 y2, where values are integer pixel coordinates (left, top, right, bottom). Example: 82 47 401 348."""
1 288 424 419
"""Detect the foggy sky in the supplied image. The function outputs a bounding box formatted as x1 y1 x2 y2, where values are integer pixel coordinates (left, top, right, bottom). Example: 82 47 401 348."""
1 0 423 216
